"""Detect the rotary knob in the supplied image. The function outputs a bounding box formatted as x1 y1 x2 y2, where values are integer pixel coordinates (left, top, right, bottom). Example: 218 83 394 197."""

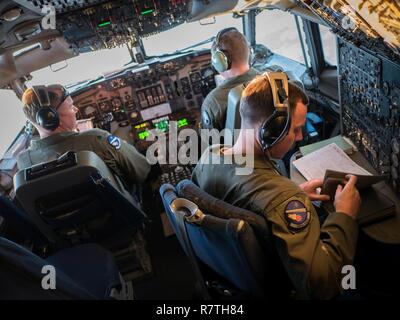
174 166 184 174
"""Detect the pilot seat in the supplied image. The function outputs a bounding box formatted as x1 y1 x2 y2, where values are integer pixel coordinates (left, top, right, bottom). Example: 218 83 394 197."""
13 150 152 282
160 179 273 299
0 236 133 299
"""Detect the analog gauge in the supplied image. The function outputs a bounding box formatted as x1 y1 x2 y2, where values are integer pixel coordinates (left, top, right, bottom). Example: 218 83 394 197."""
84 105 97 117
201 67 214 78
98 101 111 112
190 72 201 83
130 111 138 119
111 98 122 109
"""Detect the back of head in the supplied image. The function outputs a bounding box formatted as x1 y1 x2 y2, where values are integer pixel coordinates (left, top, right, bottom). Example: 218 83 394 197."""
212 28 250 67
239 75 309 128
22 84 67 126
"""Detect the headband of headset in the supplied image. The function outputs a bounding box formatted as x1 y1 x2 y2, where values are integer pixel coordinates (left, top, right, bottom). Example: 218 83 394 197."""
214 27 238 49
259 71 291 150
31 85 51 108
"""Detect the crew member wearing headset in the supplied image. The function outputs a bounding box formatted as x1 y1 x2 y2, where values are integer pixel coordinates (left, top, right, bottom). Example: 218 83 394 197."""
17 84 150 191
201 28 258 131
192 73 361 299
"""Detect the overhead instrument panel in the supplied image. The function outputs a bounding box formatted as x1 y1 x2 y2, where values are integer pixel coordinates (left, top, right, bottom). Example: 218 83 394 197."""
299 0 400 63
339 39 400 196
37 0 191 52
70 50 217 151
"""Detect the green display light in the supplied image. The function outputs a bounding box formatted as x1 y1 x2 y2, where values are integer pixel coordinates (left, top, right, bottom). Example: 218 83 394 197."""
98 21 111 27
177 118 188 128
138 130 150 140
155 120 169 132
141 9 154 15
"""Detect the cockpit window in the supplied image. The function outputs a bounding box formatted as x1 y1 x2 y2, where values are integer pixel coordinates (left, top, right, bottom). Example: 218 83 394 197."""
142 14 243 57
0 90 26 157
28 46 132 87
319 24 338 66
256 9 306 65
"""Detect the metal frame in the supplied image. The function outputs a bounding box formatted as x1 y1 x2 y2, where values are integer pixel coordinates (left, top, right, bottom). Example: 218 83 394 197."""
302 19 325 78
242 9 256 47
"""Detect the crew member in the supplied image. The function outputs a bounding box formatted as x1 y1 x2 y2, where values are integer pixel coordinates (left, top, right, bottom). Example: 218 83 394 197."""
192 73 361 299
201 28 258 131
18 84 150 191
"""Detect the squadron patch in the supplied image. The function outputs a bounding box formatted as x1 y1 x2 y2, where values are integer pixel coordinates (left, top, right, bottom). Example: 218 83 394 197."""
284 200 310 231
107 135 121 150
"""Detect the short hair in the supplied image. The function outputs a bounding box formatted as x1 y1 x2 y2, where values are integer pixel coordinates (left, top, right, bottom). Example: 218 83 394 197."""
22 84 67 124
239 75 309 127
212 29 250 65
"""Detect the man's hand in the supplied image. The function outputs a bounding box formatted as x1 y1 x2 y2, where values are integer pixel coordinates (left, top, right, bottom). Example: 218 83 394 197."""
300 179 331 202
334 175 361 220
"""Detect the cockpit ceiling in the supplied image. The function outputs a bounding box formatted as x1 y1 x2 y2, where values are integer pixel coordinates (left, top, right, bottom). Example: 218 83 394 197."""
0 0 192 55
1 1 399 55
0 0 399 86
297 1 400 59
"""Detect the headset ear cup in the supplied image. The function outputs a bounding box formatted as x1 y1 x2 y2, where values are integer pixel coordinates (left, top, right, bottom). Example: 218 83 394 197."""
260 111 290 149
212 49 229 73
36 107 60 131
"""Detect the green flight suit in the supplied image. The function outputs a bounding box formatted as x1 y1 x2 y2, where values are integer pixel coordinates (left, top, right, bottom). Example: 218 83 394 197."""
17 129 150 190
192 145 359 299
201 68 259 130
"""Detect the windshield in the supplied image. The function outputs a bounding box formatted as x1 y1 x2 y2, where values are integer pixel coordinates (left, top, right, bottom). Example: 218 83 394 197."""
0 90 27 157
28 46 133 87
0 46 133 156
256 9 306 64
142 14 243 56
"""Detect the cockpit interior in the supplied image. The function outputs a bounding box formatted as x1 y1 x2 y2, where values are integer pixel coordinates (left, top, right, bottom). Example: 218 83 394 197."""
0 0 399 301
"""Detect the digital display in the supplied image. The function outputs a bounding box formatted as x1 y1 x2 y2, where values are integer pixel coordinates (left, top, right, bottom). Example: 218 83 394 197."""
141 9 154 15
138 130 150 140
177 118 188 128
98 21 111 27
134 123 149 130
154 120 169 132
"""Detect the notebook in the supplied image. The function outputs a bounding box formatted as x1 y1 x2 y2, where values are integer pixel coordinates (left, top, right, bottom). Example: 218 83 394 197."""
322 185 396 226
321 169 388 199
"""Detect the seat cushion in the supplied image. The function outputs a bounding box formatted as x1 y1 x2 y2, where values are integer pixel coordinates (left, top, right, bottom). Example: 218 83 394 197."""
46 243 121 299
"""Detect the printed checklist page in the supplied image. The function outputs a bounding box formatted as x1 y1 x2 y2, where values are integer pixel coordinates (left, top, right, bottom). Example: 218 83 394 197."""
293 143 371 181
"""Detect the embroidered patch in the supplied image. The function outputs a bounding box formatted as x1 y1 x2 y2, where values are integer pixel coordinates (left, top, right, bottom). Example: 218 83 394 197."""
107 135 121 150
284 200 310 231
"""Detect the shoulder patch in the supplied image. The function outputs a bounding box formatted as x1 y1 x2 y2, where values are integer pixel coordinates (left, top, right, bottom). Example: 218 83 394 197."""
284 200 310 231
107 135 121 150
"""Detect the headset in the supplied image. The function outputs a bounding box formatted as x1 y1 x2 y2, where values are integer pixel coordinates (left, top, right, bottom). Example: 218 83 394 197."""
259 71 291 150
211 27 238 74
31 85 69 131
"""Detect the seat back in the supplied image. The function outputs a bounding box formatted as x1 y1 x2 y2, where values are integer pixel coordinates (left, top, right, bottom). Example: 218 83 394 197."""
160 182 267 298
0 236 95 299
13 151 147 247
224 84 245 145
0 236 132 299
0 195 48 246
